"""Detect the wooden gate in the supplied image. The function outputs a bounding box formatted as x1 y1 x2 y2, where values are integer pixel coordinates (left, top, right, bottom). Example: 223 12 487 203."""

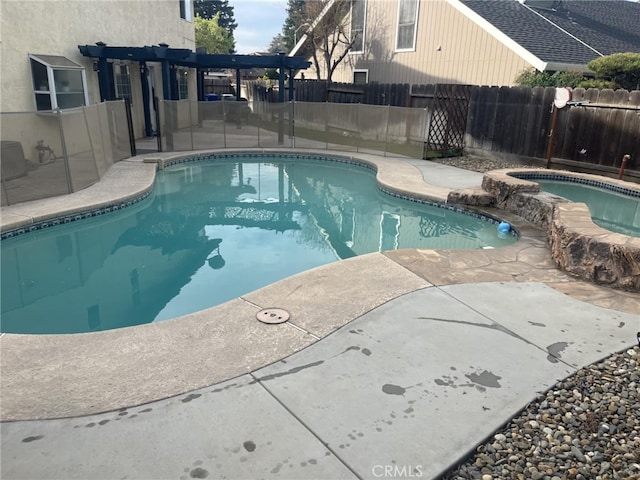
424 84 472 158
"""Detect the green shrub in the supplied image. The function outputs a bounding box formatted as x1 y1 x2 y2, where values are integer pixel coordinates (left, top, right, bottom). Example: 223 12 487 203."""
587 52 640 91
514 69 584 88
515 53 640 91
577 79 618 90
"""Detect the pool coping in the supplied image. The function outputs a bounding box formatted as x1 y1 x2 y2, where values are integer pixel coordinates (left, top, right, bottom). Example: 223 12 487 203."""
1 150 638 421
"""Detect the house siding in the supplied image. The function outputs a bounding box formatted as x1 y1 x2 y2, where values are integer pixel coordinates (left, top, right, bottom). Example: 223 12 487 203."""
328 0 533 86
1 0 196 137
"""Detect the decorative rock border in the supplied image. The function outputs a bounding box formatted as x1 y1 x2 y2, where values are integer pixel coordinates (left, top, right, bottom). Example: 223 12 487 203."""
449 169 640 291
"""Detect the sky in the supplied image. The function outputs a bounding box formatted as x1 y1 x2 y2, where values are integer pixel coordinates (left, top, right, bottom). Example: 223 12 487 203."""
232 0 289 54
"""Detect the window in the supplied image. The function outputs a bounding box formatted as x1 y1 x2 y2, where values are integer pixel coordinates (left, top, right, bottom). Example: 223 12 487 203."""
353 70 368 84
178 68 189 100
350 0 366 53
396 0 419 51
114 64 132 103
179 0 192 21
30 54 89 111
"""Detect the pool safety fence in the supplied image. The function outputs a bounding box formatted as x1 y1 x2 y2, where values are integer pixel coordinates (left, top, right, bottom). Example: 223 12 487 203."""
156 100 437 161
5 88 637 208
1 100 131 206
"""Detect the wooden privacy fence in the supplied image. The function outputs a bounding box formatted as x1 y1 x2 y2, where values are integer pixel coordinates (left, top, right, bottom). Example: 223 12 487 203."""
465 86 640 173
293 80 411 106
246 79 639 172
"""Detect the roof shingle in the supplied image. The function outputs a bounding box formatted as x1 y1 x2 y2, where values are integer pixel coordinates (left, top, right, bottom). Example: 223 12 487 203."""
460 0 640 67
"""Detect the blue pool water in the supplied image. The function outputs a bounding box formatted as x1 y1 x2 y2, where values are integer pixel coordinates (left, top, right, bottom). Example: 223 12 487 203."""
1 157 516 334
536 180 640 237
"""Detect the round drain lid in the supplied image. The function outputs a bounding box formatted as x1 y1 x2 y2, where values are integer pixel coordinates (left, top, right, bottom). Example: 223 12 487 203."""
256 308 290 324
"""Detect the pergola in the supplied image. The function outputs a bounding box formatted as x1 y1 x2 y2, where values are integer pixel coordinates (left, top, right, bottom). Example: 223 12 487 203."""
78 43 310 137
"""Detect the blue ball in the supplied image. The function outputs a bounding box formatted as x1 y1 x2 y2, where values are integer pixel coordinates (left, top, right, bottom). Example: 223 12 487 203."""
498 222 511 233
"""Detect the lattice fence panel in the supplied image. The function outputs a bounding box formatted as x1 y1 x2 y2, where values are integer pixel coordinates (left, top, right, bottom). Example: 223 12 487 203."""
425 84 472 157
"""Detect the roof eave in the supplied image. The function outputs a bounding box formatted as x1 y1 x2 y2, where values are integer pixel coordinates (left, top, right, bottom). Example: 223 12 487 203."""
543 62 591 73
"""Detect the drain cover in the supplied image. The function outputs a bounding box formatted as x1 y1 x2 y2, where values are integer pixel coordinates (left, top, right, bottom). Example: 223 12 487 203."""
256 308 290 324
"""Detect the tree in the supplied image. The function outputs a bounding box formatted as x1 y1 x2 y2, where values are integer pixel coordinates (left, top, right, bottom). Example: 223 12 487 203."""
282 0 307 52
195 14 235 54
587 52 640 91
194 0 237 52
263 68 280 80
267 34 287 54
304 0 359 81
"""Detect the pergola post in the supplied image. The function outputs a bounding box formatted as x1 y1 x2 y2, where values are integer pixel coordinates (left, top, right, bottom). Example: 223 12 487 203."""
160 60 173 150
77 44 312 151
140 62 153 137
197 69 205 102
96 57 114 102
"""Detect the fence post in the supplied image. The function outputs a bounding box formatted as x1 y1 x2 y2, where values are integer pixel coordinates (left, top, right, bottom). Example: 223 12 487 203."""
222 101 227 149
123 97 136 157
324 102 329 150
96 102 110 168
56 109 74 193
189 100 194 151
291 100 295 148
289 101 294 148
82 105 100 180
545 104 559 168
289 100 294 142
257 100 261 148
356 103 360 153
155 99 162 152
384 105 391 157
1 174 9 206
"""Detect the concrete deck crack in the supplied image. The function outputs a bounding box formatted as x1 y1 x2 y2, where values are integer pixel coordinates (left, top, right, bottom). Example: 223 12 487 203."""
431 286 578 371
250 372 363 480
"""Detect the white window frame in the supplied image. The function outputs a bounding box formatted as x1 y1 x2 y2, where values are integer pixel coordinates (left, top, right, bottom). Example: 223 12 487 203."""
114 63 133 104
349 0 366 54
180 0 193 21
395 0 419 52
178 68 189 100
353 69 369 84
29 54 89 111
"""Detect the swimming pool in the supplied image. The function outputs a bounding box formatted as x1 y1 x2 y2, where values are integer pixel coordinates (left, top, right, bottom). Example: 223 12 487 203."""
1 155 516 334
535 179 640 237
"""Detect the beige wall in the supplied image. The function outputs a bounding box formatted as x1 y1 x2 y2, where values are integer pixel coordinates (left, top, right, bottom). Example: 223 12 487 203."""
311 0 533 87
1 0 196 136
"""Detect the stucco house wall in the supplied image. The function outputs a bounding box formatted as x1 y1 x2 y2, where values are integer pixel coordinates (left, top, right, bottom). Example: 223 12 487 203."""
0 0 196 138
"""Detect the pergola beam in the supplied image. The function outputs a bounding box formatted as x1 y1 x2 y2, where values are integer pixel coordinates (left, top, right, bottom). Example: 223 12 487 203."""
78 44 310 70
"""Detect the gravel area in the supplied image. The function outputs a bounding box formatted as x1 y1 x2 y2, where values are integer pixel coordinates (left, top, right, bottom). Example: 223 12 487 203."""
442 346 640 480
435 155 640 480
432 156 522 173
